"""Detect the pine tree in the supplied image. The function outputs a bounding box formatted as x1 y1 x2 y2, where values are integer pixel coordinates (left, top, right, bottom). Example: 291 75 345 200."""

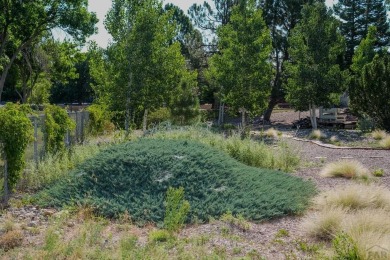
334 0 390 66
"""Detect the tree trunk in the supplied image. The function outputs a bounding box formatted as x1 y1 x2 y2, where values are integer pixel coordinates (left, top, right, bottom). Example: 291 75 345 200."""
241 108 246 128
2 153 9 205
218 102 224 126
143 109 149 132
263 97 279 122
310 104 318 129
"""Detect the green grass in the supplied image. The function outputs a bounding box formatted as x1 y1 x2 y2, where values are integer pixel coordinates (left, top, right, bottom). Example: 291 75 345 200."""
37 139 315 223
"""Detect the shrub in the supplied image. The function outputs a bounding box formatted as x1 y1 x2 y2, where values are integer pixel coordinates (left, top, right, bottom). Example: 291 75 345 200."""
43 105 75 154
320 160 370 179
0 103 33 191
371 130 388 140
164 187 190 232
87 104 114 136
0 230 23 251
38 139 315 223
332 232 359 260
379 136 390 149
148 107 172 127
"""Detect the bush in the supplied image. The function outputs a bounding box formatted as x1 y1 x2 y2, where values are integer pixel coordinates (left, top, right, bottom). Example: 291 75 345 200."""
87 104 114 136
148 107 172 127
320 160 370 179
38 139 316 223
372 168 385 177
332 232 359 260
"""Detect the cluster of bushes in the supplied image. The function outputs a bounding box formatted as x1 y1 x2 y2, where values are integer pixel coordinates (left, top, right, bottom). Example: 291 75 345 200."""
38 139 315 223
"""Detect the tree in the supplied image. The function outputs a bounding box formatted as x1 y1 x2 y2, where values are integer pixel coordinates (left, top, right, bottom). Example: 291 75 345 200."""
209 0 272 126
104 0 195 130
0 0 98 101
285 3 346 129
260 0 318 121
350 54 390 130
334 0 390 66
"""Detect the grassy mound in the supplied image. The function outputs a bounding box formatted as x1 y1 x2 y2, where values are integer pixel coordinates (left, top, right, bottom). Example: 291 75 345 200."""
38 139 315 223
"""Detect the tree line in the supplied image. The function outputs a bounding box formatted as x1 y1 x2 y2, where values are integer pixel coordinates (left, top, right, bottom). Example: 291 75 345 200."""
1 0 390 130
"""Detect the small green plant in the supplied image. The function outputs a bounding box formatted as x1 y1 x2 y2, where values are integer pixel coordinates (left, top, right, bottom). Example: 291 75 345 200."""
148 107 172 127
164 187 190 233
87 104 114 136
43 105 75 154
332 232 359 260
372 168 385 177
275 229 289 238
221 211 250 231
148 229 172 243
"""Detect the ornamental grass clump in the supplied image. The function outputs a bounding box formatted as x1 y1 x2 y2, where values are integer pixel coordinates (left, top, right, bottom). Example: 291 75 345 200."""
379 136 390 149
371 130 388 140
320 160 370 179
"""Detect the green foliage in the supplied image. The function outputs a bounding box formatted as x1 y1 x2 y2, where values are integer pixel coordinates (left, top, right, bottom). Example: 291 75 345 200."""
285 2 346 127
164 187 190 232
332 232 359 260
38 139 316 223
43 105 75 154
208 0 272 124
87 104 114 136
0 103 33 189
220 211 250 231
372 168 385 177
148 230 172 243
148 108 172 126
350 54 390 131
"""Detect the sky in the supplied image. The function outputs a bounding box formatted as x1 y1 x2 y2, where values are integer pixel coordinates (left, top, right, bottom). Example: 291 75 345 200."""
87 0 336 48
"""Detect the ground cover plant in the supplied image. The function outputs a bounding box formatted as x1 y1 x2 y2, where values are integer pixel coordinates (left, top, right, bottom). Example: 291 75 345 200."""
148 127 300 172
37 139 316 224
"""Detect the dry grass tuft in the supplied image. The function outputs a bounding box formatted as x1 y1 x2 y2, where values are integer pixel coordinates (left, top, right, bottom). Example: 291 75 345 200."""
313 184 390 211
303 207 346 240
320 160 370 179
309 130 326 140
379 136 390 149
0 230 23 251
262 128 280 138
304 184 390 259
330 135 339 143
371 130 388 140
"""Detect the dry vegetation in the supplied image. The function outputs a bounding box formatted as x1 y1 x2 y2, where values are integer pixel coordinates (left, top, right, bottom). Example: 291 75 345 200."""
303 183 390 259
320 160 371 179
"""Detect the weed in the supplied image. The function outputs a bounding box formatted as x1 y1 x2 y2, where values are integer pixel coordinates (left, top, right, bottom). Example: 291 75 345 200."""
275 229 289 238
233 247 242 255
164 187 190 233
332 232 359 260
320 160 370 179
372 168 385 177
220 211 250 231
148 229 172 243
296 239 321 254
0 230 23 251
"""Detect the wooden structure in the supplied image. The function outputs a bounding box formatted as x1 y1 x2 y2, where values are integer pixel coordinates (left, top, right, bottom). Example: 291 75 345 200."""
318 107 357 129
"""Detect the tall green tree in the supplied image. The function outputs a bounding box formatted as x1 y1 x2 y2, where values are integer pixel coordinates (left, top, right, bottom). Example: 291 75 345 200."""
334 0 390 66
0 0 98 101
260 0 317 121
350 54 390 130
104 0 196 130
209 0 272 126
285 3 346 129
